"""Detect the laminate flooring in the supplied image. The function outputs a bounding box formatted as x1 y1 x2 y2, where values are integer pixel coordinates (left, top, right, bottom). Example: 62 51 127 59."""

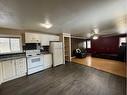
0 63 126 95
72 56 126 77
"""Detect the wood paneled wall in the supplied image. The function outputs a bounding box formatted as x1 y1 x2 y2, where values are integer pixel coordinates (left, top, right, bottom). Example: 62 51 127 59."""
71 38 86 56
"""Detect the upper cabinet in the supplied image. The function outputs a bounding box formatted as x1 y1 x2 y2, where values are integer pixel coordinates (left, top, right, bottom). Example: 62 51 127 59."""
40 34 59 46
25 32 59 45
25 33 41 43
49 35 59 41
40 34 50 46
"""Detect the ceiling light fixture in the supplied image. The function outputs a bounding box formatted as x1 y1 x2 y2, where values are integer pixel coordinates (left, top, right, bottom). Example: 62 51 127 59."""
90 26 99 40
93 28 99 34
40 20 53 29
93 35 98 40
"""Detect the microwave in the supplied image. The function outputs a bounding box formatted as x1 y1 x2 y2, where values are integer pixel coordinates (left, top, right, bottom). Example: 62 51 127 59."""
25 43 40 50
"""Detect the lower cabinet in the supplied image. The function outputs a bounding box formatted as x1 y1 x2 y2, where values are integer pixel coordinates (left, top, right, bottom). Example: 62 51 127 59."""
0 55 52 84
2 60 16 82
15 58 27 78
1 58 27 83
43 54 52 70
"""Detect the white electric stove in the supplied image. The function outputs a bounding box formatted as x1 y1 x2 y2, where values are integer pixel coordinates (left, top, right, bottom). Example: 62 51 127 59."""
26 50 43 75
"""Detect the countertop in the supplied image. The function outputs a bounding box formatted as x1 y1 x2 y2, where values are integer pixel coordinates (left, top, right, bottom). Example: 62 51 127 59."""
0 52 52 61
0 53 26 61
41 52 52 55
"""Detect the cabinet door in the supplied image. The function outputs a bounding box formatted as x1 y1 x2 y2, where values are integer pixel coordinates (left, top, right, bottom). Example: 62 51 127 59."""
43 54 52 69
2 60 16 82
40 34 49 46
25 33 40 43
32 33 41 43
0 62 2 84
25 33 32 43
50 35 59 42
40 34 59 46
15 58 27 77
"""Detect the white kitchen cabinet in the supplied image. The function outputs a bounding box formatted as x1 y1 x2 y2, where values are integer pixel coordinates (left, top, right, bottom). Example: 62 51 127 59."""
40 34 50 46
25 32 59 45
1 58 27 83
49 35 59 42
2 60 16 82
43 54 52 69
15 58 27 77
25 32 41 43
41 34 59 46
0 62 3 84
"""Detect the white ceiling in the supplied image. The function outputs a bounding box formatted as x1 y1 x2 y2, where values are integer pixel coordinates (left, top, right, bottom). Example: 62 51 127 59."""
0 0 127 38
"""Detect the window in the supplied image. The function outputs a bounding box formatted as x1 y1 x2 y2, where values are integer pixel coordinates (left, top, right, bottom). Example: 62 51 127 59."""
83 40 91 49
0 38 22 54
83 41 87 48
10 38 21 52
0 38 10 53
119 37 126 46
87 40 91 48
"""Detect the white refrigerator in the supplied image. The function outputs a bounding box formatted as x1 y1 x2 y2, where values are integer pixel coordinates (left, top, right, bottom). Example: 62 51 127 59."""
50 42 64 67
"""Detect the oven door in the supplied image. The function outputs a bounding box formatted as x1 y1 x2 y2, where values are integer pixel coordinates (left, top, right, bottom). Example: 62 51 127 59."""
27 56 43 69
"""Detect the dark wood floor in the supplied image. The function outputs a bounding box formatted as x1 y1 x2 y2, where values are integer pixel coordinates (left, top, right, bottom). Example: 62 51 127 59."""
0 63 126 95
